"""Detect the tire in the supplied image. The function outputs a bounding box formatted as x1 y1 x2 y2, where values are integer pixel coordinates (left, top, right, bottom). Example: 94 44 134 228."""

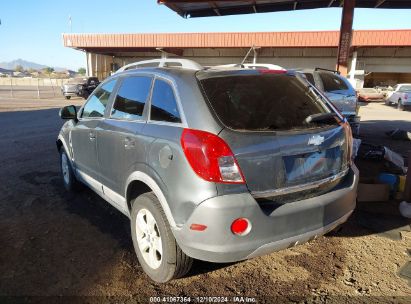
64 96 71 100
398 99 405 111
385 99 391 106
59 149 80 192
130 192 193 283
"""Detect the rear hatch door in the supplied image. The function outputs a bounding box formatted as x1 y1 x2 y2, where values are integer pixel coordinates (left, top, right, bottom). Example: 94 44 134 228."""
197 70 349 195
219 127 346 193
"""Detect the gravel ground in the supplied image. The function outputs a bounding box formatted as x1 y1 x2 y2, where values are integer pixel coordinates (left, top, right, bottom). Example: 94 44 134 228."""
0 98 410 303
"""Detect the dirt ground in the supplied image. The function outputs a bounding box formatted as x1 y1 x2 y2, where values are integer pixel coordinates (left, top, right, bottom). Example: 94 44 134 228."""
0 97 410 303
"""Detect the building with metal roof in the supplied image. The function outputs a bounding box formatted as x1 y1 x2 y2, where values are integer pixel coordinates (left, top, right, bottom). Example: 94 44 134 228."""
63 29 411 87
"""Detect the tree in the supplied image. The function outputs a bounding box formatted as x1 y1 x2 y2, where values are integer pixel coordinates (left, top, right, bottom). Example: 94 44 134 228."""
42 67 54 75
77 67 86 75
15 65 24 72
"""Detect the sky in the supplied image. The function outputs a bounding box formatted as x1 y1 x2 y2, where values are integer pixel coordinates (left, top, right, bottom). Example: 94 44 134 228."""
1 0 411 70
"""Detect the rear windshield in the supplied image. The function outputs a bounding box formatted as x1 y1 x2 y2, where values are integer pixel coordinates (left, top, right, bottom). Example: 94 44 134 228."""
198 72 335 131
318 72 352 94
399 85 411 92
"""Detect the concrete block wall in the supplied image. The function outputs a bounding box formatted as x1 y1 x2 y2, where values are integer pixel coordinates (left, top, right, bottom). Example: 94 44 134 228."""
86 46 411 81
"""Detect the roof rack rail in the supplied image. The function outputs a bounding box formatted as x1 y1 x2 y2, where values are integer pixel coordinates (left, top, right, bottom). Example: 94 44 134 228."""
207 63 244 70
207 63 286 71
243 63 286 70
314 67 340 74
115 59 203 73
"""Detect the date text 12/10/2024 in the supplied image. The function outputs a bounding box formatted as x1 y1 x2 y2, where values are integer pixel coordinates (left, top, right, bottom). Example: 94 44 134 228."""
149 296 257 303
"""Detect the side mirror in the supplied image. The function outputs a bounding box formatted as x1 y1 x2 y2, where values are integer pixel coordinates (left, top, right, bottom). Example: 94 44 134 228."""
59 105 78 121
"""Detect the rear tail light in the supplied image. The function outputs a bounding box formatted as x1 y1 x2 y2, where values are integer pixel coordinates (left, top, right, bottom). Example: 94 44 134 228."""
181 129 245 184
405 94 408 100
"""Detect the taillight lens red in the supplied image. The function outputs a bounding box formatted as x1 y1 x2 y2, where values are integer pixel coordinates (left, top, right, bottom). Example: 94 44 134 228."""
405 94 408 100
181 129 245 184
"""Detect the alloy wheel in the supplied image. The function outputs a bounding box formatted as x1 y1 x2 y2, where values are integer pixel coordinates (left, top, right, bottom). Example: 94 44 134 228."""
61 153 70 185
135 208 163 269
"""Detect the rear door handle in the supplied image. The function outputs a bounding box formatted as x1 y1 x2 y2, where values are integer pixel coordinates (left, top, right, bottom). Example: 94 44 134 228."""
89 131 96 141
124 137 135 148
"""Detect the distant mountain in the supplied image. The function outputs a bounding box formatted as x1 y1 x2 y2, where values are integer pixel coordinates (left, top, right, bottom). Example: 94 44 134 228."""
0 67 13 74
0 59 68 72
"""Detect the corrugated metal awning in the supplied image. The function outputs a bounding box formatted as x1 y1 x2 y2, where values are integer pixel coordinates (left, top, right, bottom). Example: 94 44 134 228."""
158 0 411 18
63 30 411 54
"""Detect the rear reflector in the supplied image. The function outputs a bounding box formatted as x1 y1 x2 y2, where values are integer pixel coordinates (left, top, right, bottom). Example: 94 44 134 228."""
181 129 245 184
231 218 251 236
190 224 207 231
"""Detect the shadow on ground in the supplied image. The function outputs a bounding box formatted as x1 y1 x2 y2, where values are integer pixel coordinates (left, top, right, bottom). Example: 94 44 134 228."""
1 106 411 297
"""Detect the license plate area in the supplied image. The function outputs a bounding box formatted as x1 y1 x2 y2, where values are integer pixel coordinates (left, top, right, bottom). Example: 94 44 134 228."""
283 147 342 184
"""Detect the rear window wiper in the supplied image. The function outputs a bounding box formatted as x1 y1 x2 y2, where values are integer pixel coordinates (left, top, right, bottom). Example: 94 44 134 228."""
305 113 338 124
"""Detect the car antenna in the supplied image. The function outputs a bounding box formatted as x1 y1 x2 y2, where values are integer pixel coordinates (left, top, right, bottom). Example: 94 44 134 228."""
240 45 261 66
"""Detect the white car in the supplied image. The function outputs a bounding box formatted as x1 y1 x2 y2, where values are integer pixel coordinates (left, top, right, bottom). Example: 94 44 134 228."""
385 83 411 111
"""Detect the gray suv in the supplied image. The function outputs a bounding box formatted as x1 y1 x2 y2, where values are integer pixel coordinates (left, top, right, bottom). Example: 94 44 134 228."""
299 68 360 136
57 59 358 283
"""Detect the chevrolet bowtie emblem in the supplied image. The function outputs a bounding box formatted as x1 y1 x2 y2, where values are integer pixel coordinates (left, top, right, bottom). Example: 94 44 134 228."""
308 135 325 146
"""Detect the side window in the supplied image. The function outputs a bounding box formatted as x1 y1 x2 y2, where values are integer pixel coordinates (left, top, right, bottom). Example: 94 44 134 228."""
111 76 152 120
150 79 182 123
304 73 315 85
81 79 116 118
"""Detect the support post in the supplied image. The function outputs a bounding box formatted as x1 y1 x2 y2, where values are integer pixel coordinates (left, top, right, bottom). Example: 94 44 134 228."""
95 54 98 79
252 47 259 64
336 0 355 76
37 78 40 99
86 52 90 77
10 77 13 98
348 50 357 87
87 52 93 77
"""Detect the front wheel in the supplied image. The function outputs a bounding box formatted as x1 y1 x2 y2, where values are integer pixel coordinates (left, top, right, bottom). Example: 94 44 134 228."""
398 99 405 111
130 192 193 283
60 150 80 191
385 99 391 106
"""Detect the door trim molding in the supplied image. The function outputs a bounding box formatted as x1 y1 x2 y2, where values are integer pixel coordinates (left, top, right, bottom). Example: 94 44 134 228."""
76 169 130 217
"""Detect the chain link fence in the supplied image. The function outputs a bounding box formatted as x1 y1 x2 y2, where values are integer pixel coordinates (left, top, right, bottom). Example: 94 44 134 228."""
0 78 71 99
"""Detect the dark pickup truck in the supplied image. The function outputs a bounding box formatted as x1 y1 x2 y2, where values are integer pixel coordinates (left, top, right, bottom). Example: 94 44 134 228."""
61 77 99 100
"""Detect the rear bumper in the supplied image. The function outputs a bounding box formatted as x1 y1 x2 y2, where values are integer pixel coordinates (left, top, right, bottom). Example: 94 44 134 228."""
174 165 358 263
359 98 384 102
62 91 79 97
